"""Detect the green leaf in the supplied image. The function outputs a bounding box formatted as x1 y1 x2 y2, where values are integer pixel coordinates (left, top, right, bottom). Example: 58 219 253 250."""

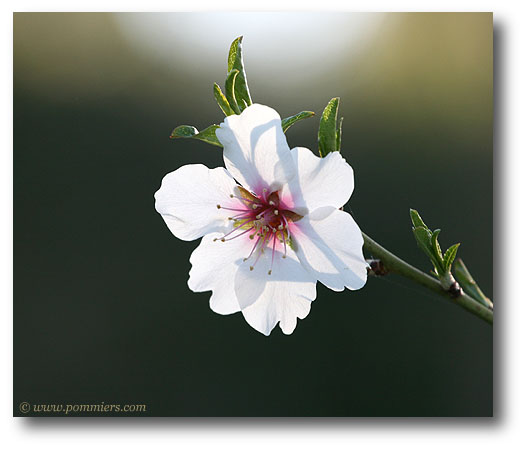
410 209 428 229
318 97 340 157
443 243 460 272
281 111 315 133
213 83 235 116
225 69 241 115
409 209 460 279
412 226 444 274
430 229 445 273
453 258 493 308
227 36 252 111
412 226 434 258
170 125 198 139
431 229 443 260
170 124 222 148
336 117 344 151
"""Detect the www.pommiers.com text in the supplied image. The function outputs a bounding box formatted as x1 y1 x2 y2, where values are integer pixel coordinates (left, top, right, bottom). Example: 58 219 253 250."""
18 401 147 414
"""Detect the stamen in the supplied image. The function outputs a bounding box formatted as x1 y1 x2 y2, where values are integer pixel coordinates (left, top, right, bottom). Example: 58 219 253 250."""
218 218 256 240
255 208 271 220
218 206 250 213
251 233 269 269
230 212 251 220
231 195 260 206
222 227 254 242
281 213 290 229
243 235 263 262
269 232 277 275
277 229 287 258
217 186 295 268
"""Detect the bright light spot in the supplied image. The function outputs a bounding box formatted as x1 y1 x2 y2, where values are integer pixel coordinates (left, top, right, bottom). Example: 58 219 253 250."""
114 12 384 83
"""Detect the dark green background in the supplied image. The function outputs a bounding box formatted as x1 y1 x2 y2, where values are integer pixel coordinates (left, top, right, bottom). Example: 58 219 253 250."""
14 13 492 416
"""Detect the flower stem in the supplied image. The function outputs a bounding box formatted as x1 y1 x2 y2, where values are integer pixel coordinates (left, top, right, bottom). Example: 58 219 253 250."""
362 233 493 325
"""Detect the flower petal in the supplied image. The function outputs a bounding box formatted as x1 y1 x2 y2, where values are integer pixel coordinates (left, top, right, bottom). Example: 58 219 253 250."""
155 164 239 241
188 233 245 315
292 207 368 291
234 246 317 336
243 291 312 336
282 147 354 212
215 104 296 195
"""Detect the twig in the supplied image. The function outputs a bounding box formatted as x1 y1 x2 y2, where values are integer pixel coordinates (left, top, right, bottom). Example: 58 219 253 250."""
363 233 493 325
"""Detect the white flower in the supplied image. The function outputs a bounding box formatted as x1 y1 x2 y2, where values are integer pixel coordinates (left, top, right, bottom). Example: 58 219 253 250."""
155 104 367 336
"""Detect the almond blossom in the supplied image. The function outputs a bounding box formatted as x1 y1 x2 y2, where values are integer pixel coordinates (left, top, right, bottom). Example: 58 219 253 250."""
155 104 367 335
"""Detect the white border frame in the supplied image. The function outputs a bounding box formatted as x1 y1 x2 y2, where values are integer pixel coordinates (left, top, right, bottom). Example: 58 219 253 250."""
3 1 520 448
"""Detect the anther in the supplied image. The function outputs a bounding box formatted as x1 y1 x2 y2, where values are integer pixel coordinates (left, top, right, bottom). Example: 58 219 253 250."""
249 266 254 271
229 194 234 198
269 201 275 206
220 238 225 242
216 204 221 209
249 234 255 239
268 270 272 275
252 204 258 209
263 188 267 193
278 224 284 230
256 214 262 219
274 210 279 215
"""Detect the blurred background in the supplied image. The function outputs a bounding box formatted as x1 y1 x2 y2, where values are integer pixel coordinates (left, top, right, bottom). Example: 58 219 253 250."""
14 12 492 416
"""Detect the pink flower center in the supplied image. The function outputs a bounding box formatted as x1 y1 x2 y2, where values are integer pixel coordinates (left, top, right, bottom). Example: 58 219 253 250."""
215 186 302 275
